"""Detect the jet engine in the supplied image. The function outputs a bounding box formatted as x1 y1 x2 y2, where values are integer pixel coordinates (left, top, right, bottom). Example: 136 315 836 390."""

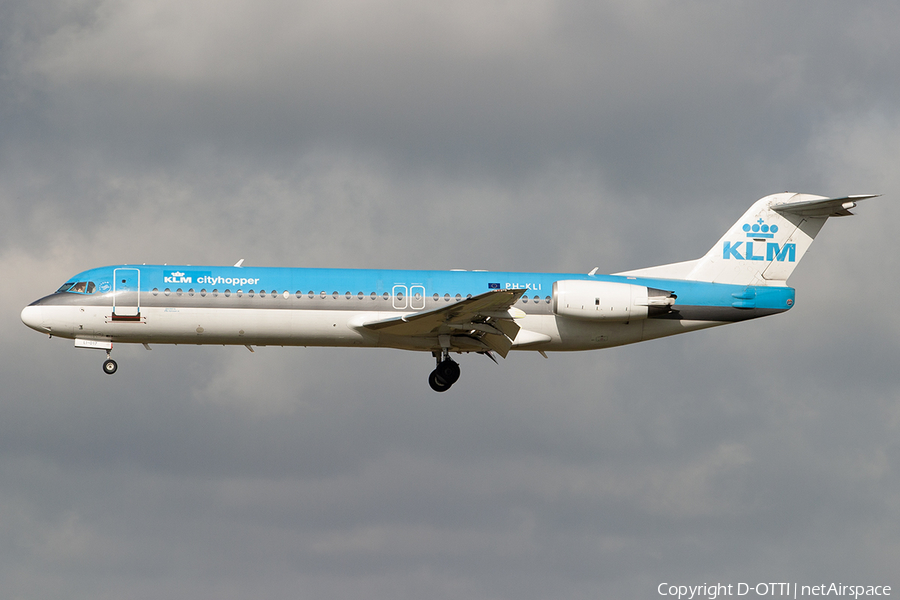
551 280 675 322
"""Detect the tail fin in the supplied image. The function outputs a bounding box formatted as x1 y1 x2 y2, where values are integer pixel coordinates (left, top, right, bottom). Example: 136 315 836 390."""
618 193 879 285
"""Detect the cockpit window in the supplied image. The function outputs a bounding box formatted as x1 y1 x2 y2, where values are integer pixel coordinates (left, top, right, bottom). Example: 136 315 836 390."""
57 281 96 294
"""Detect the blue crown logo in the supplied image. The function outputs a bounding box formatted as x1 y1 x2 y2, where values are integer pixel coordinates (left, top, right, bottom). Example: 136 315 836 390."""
743 218 778 239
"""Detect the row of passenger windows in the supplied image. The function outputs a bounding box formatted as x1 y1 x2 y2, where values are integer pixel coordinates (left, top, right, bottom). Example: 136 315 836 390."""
150 288 552 304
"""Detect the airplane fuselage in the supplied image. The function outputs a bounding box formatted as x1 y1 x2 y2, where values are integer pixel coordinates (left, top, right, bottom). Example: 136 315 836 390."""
22 264 794 353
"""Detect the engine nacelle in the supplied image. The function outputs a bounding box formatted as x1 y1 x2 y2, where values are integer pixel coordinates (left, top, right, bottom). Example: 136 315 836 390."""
552 280 675 322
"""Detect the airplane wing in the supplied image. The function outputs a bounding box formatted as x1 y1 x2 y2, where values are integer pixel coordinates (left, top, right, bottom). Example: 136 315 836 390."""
359 288 527 357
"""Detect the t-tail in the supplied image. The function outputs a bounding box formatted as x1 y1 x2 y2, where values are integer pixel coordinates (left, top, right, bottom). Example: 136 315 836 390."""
617 193 880 286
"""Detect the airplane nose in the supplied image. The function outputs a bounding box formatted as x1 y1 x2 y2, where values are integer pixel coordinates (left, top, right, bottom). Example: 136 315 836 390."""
21 305 46 332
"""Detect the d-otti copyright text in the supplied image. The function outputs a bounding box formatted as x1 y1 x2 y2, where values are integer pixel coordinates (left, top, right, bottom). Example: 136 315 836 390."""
658 583 891 600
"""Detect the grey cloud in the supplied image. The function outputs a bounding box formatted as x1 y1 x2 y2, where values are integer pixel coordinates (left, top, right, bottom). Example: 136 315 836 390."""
3 1 899 598
14 1 893 184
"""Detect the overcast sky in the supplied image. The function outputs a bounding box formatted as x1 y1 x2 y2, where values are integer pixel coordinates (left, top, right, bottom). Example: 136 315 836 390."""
3 2 900 598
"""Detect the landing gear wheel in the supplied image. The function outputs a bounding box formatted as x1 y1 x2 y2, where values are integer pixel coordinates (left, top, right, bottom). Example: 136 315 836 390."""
436 359 460 385
103 359 118 375
428 370 451 392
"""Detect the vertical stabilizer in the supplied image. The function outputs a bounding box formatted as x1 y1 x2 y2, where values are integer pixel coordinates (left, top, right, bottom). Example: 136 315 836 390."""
616 193 879 285
684 193 877 285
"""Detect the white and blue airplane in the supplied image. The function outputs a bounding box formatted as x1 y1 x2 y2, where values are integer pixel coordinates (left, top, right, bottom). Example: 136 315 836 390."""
21 192 877 391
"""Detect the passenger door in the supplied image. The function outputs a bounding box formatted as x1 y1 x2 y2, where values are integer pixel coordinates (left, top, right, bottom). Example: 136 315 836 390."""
113 268 141 318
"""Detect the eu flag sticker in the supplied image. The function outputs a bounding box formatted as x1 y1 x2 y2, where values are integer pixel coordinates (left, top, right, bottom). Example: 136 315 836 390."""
488 283 501 289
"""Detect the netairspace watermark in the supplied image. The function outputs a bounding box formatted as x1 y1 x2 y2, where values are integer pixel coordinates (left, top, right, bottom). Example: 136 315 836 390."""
658 583 891 600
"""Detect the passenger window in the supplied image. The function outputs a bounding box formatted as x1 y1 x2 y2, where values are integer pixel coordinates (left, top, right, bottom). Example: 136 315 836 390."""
212 289 219 297
466 294 472 299
188 288 195 296
358 292 364 300
333 291 339 299
152 288 159 296
383 292 389 300
296 291 302 299
309 291 314 299
224 289 231 297
236 289 243 298
320 291 327 299
455 293 462 301
164 288 171 296
444 293 450 302
370 292 376 300
200 289 207 297
176 288 183 296
273 290 278 298
345 292 351 300
545 296 550 303
433 293 439 301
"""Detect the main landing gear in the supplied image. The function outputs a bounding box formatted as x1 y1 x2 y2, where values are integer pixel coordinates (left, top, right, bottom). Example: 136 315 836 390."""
428 351 461 392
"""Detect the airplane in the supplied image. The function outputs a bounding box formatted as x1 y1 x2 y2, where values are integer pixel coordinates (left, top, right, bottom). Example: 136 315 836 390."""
21 192 879 391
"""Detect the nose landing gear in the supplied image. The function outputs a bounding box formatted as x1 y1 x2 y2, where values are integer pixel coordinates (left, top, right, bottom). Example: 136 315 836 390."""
75 340 118 375
102 350 117 375
428 351 460 392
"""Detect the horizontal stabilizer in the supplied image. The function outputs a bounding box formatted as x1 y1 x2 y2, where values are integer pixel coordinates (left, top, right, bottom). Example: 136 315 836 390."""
771 194 880 217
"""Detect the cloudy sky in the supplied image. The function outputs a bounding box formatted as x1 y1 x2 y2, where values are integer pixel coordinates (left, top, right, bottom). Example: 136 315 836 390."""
3 1 900 598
